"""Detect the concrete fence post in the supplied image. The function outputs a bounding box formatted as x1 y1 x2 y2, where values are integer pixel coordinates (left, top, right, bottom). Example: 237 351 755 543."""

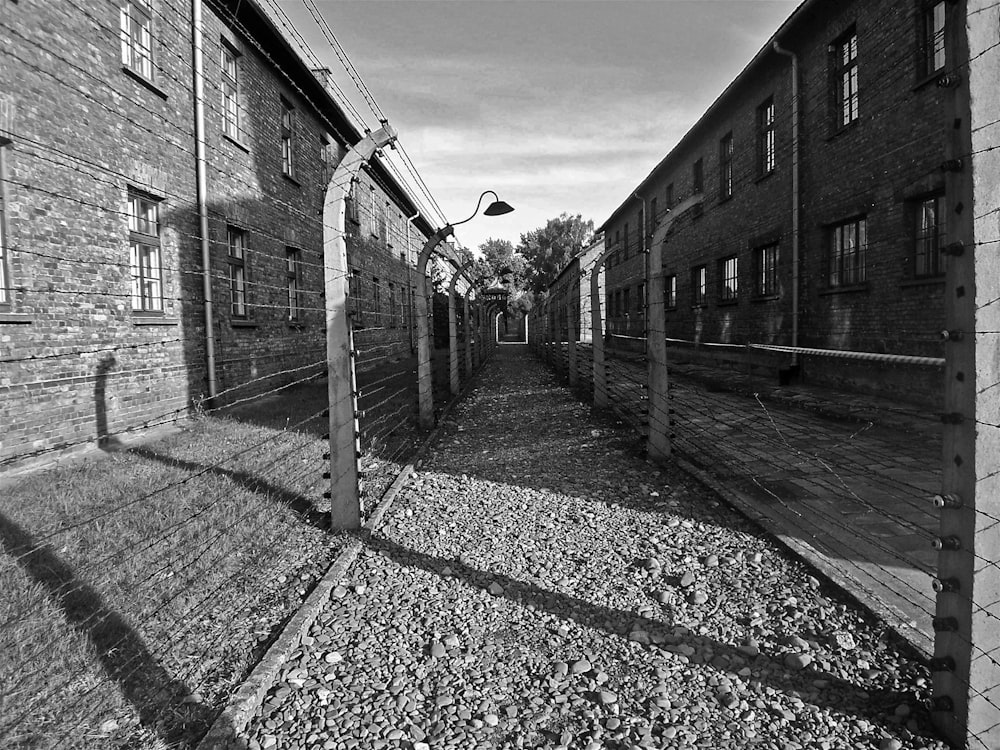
931 3 1000 747
647 194 702 459
567 283 578 388
463 285 474 377
449 260 473 396
322 124 397 528
590 248 613 409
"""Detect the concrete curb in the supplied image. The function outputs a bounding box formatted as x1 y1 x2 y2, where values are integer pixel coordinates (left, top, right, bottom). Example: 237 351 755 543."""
196 352 491 750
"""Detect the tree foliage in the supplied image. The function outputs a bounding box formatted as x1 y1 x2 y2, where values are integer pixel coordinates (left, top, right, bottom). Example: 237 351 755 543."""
516 213 594 295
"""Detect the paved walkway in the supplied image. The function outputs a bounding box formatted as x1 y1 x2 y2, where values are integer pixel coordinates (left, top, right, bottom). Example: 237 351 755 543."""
241 345 944 750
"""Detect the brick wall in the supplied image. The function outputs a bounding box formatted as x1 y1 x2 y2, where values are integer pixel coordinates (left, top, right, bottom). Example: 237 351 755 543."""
0 0 432 466
601 0 950 401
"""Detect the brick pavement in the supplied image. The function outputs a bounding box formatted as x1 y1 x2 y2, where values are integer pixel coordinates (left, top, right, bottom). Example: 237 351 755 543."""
542 343 942 656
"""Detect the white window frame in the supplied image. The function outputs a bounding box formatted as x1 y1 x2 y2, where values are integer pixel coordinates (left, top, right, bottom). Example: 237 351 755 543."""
829 217 867 287
836 29 859 127
128 190 163 313
221 41 242 141
756 243 779 296
280 97 295 177
286 247 302 320
719 255 738 301
915 195 945 277
0 142 10 308
120 0 154 81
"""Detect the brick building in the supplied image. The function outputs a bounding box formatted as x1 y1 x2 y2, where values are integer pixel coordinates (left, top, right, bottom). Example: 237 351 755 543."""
600 0 954 401
545 234 606 344
0 0 435 466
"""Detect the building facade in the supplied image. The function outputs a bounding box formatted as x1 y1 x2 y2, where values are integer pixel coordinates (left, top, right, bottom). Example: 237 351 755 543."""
0 0 434 466
600 0 954 401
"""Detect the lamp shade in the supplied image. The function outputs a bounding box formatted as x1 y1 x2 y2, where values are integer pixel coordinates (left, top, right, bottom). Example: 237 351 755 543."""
483 200 514 216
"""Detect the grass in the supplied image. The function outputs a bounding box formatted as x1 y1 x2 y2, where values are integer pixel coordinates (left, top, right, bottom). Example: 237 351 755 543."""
0 379 406 749
0 347 464 749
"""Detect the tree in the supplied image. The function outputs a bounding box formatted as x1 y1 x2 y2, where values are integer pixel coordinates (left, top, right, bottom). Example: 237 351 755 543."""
516 213 594 295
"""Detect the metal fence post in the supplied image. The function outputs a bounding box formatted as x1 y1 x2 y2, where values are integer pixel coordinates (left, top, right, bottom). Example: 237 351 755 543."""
931 3 1000 746
323 125 397 529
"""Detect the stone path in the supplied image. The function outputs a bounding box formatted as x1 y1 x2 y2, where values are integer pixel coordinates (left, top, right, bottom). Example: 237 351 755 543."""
241 345 945 750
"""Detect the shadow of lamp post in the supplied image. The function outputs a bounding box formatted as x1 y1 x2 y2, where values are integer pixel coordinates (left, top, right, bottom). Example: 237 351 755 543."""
415 191 513 429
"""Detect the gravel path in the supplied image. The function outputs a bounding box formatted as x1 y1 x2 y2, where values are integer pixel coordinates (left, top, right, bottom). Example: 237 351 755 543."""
242 345 946 750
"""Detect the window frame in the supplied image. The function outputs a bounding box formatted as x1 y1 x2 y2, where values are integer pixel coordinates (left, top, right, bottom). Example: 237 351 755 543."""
286 247 302 321
719 132 734 200
349 268 363 326
757 97 776 177
914 193 946 278
120 0 154 82
649 196 658 235
221 40 243 142
755 243 779 297
719 255 739 302
372 276 381 324
691 265 707 307
128 189 164 314
227 226 248 319
280 96 295 178
921 1 947 78
388 281 397 328
665 183 674 208
664 274 677 310
623 222 629 259
692 158 704 195
828 216 868 288
833 27 860 129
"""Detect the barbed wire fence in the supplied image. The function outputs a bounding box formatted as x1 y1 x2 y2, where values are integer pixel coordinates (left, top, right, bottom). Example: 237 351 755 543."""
528 4 1000 746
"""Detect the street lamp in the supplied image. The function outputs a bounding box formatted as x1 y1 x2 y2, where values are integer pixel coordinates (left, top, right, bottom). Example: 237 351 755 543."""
415 191 513 429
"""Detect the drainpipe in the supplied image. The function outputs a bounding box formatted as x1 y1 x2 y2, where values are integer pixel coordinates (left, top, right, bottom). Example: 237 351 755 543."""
406 212 419 352
192 0 217 400
633 191 646 346
773 39 800 363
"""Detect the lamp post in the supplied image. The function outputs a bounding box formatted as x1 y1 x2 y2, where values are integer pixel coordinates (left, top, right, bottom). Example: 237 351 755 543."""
415 191 513 428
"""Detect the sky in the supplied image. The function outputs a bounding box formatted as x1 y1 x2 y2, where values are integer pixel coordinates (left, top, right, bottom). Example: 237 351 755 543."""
276 0 802 254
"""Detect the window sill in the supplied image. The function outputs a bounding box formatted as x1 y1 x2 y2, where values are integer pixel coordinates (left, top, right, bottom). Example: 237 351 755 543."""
133 315 179 326
287 320 306 330
282 173 301 187
717 298 738 307
691 303 708 309
718 193 733 204
755 170 775 184
826 119 859 142
122 66 168 99
900 275 946 288
751 293 781 303
819 283 869 296
0 312 32 324
231 319 257 328
223 133 251 153
913 69 945 91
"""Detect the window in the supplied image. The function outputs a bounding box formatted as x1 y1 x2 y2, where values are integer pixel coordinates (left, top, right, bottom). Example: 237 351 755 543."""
120 0 153 80
649 197 658 234
915 195 945 277
388 281 397 327
623 222 629 259
665 183 673 208
129 191 163 312
614 229 621 264
372 277 381 324
0 143 9 308
756 243 779 296
693 158 704 194
923 1 947 76
719 256 738 301
829 217 867 287
221 42 242 140
692 265 707 306
834 28 859 127
623 287 631 328
227 227 247 318
286 247 301 320
720 133 734 199
664 274 677 309
757 98 775 176
369 188 377 237
346 182 359 224
280 97 295 177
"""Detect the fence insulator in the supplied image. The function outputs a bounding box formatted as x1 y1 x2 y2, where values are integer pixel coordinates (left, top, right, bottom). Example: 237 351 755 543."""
936 72 962 88
941 241 965 257
939 412 964 425
939 158 964 172
933 616 959 632
932 535 962 551
940 329 964 341
932 577 961 593
930 656 956 672
933 493 963 508
930 695 955 712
